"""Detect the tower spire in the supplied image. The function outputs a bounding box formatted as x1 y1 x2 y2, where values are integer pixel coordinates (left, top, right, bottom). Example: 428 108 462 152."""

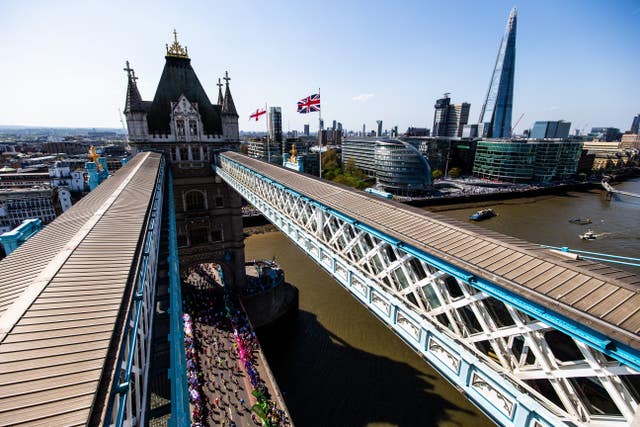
222 70 238 116
165 29 189 58
123 60 144 113
217 78 224 105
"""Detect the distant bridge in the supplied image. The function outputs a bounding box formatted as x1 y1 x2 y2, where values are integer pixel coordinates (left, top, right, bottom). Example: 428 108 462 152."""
217 152 640 427
602 180 640 199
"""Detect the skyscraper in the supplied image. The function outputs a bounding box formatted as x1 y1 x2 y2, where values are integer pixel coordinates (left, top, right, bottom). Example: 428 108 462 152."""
303 124 310 136
631 114 640 134
268 107 283 154
377 120 383 137
433 94 470 137
478 8 517 139
268 107 282 143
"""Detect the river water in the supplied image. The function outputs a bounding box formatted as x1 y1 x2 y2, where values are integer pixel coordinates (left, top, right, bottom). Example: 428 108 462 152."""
244 178 640 427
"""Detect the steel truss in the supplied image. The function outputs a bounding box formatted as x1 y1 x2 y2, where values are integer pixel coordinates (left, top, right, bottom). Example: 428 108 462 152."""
105 158 165 427
217 156 640 427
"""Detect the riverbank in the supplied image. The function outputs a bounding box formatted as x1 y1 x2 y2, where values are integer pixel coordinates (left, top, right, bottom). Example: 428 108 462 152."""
408 181 597 207
405 168 640 207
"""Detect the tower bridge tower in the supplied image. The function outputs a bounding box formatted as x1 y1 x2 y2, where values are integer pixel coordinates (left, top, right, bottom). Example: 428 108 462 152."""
123 30 244 287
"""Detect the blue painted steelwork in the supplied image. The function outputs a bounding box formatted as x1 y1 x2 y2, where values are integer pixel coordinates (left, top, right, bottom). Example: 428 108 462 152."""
86 162 100 190
541 245 640 268
167 169 190 427
365 187 393 199
0 218 42 255
216 161 567 426
219 153 640 373
105 157 166 427
86 160 110 191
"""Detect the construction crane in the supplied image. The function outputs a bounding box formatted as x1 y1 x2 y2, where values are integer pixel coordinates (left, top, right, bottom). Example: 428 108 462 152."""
511 112 525 135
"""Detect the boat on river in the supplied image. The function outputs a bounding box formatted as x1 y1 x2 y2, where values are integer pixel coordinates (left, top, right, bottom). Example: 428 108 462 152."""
569 217 592 225
470 208 496 221
579 230 597 240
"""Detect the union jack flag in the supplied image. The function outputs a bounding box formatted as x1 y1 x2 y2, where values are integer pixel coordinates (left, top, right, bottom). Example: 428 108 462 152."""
297 93 320 114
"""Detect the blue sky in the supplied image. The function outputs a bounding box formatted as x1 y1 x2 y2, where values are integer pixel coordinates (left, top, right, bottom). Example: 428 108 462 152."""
1 0 639 134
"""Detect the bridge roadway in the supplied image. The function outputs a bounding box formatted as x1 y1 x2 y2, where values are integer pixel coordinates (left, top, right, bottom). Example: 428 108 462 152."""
220 152 640 356
218 151 640 426
0 152 163 426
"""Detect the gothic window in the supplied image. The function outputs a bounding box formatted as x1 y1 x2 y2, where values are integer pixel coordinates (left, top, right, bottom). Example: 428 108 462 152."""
211 226 223 242
177 230 187 247
180 147 189 161
189 225 209 245
176 120 185 136
192 146 201 161
189 120 198 136
185 190 205 211
170 148 176 161
215 196 223 208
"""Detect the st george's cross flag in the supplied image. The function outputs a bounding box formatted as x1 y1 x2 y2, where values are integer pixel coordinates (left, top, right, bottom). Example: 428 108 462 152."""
249 108 267 121
297 94 320 114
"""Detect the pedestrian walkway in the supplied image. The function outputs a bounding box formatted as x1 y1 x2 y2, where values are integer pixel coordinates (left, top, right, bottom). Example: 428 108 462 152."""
182 263 291 427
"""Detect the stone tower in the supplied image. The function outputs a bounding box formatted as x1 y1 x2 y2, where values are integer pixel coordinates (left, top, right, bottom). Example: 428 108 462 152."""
123 30 245 287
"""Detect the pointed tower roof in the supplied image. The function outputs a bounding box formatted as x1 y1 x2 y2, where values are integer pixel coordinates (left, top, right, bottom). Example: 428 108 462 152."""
221 71 238 117
146 31 223 135
216 78 224 105
123 61 145 113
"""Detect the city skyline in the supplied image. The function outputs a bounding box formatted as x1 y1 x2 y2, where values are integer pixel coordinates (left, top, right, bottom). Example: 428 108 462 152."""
1 0 639 133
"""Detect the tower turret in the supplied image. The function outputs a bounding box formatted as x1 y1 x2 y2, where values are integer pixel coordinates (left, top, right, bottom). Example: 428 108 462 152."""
123 61 149 142
221 71 239 140
216 78 224 106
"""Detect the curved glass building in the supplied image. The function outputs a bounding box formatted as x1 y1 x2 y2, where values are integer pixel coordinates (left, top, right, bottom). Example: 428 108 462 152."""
374 139 432 196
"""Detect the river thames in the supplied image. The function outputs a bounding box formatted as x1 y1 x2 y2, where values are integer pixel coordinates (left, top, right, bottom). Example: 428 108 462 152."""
245 178 640 426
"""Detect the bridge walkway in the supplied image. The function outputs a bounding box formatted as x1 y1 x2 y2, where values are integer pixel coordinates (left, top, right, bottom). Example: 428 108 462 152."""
602 180 640 198
0 152 163 426
220 152 640 358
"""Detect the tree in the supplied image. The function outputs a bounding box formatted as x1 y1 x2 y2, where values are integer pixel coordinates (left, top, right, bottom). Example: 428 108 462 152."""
432 169 443 179
239 144 249 155
344 158 365 180
322 149 339 171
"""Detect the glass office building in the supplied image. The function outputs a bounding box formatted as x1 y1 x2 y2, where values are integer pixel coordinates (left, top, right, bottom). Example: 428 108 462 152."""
473 140 582 183
530 120 571 139
478 8 517 139
342 139 432 195
374 140 432 196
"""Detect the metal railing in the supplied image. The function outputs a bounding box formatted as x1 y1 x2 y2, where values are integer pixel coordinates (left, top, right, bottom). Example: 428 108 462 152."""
105 157 165 426
542 245 640 268
167 169 190 427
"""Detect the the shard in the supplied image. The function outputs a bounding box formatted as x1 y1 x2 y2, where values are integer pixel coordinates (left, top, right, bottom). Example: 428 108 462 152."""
478 8 517 139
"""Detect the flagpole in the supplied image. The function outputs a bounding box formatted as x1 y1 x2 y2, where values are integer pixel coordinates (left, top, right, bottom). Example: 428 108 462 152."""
318 87 322 179
265 102 270 163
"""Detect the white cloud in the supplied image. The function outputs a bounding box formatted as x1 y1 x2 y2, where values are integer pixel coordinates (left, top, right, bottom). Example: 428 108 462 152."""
352 93 374 102
548 106 559 111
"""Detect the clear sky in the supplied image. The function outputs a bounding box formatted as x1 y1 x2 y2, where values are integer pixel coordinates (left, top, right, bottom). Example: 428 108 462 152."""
1 0 639 134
